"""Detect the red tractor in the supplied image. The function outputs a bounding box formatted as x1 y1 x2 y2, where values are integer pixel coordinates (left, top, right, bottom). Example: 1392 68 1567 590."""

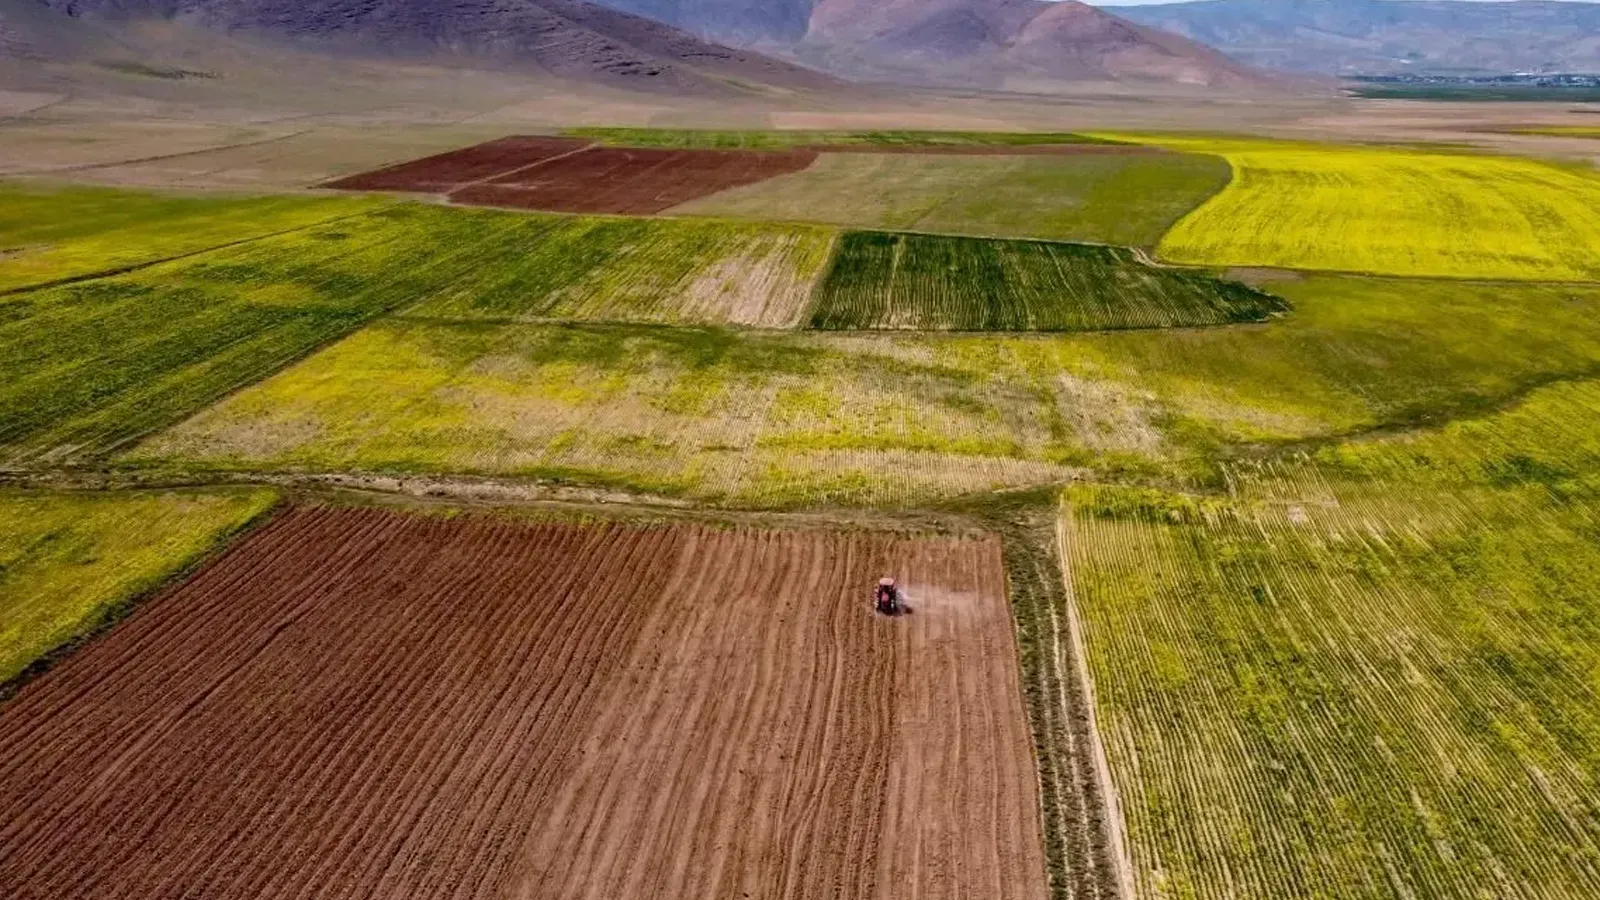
873 577 902 616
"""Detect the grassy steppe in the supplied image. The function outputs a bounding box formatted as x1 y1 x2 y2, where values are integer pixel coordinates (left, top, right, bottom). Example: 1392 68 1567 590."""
672 152 1230 247
0 183 381 292
812 232 1282 331
0 488 276 684
1129 137 1600 281
1065 383 1600 898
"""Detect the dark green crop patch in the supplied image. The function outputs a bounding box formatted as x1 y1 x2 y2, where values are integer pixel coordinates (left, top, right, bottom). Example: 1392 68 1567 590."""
809 231 1286 332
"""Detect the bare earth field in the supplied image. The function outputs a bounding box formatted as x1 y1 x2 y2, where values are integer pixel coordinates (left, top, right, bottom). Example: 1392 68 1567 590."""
0 505 1047 900
322 135 592 193
450 146 821 214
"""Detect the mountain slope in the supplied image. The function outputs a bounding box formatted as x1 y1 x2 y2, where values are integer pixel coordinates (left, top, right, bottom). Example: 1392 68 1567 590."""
1105 0 1600 75
595 0 1271 88
26 0 842 94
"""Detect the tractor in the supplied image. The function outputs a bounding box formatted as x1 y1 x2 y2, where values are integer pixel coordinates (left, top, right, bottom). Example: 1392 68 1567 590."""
873 577 902 616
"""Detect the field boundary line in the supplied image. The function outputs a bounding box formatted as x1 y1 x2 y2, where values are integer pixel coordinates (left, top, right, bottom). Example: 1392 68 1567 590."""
1056 504 1137 900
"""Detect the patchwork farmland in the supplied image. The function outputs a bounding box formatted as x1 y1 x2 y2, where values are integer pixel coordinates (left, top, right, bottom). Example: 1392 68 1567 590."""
0 506 1047 900
9 112 1600 900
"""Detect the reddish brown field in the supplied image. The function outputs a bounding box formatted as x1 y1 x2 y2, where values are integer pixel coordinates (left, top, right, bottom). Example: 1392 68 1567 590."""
0 506 1047 900
449 147 819 214
321 135 591 192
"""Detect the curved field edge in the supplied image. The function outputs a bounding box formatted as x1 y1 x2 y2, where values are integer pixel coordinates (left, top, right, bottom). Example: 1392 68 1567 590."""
1101 134 1600 282
0 487 278 691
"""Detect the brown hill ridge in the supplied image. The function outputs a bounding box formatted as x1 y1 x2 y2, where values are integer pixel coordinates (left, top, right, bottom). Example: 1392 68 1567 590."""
598 0 1271 88
25 0 843 94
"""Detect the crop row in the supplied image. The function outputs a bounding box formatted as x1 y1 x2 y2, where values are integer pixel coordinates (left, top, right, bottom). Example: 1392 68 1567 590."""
810 231 1284 331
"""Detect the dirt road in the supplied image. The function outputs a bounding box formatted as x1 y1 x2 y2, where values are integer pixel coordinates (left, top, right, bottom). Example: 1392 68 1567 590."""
0 506 1047 900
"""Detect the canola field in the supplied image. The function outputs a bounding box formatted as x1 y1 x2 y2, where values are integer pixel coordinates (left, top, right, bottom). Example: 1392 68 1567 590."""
1133 137 1600 281
811 231 1282 331
1064 370 1600 900
0 488 275 684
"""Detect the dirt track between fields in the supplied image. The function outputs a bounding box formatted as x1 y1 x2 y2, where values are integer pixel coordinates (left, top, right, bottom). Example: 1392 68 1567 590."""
0 505 1048 900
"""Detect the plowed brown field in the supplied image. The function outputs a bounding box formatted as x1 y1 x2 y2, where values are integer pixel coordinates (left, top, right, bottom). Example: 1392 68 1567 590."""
322 136 591 192
0 506 1047 900
449 147 820 214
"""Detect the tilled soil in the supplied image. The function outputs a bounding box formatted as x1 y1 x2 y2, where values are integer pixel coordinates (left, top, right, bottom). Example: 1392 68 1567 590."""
449 147 820 214
321 135 591 192
0 505 1048 900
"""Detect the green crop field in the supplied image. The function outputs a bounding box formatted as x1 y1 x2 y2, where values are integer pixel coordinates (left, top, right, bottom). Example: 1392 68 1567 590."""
127 272 1600 506
810 232 1283 331
0 204 502 465
406 216 836 327
1063 373 1600 898
127 322 1096 507
672 151 1230 247
1122 136 1600 281
564 127 1116 148
0 488 275 684
0 183 382 293
0 197 846 465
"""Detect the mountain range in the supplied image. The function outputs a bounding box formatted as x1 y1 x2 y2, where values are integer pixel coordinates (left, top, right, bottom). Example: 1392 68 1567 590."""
1106 0 1600 75
10 0 844 95
5 0 1272 94
593 0 1268 88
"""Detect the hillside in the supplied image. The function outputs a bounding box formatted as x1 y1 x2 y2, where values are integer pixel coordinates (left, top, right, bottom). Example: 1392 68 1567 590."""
20 0 841 95
1106 0 1600 76
594 0 1271 88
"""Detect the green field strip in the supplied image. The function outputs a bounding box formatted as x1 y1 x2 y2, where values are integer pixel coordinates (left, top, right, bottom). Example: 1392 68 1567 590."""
0 487 276 686
0 183 386 293
808 231 1285 332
